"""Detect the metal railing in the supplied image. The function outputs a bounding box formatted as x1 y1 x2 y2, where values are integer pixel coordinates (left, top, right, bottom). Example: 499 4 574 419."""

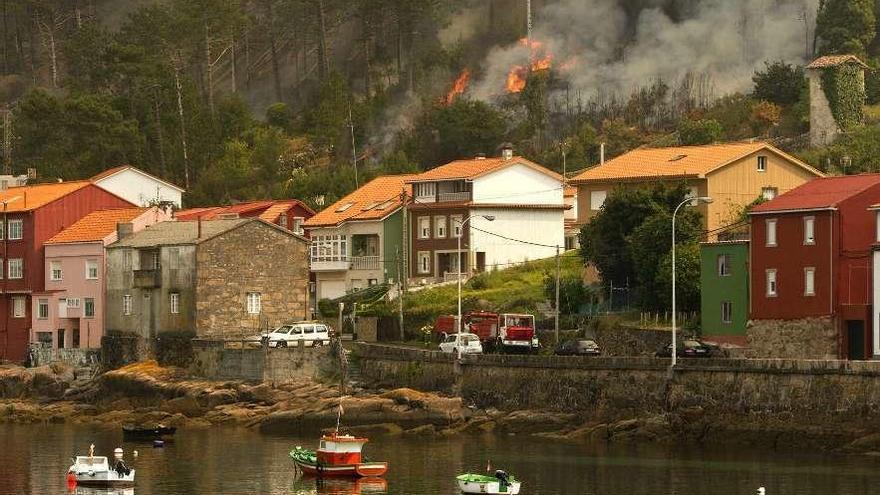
350 255 380 270
437 191 472 202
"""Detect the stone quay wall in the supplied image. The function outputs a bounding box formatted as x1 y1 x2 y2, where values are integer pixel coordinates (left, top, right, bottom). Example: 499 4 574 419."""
354 343 880 427
747 317 837 359
189 340 329 382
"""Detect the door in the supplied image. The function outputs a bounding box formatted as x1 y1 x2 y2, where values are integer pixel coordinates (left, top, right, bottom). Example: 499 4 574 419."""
476 252 486 272
847 320 866 360
57 329 65 349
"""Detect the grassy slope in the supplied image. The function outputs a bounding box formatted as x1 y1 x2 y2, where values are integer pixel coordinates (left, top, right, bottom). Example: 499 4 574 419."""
405 252 583 321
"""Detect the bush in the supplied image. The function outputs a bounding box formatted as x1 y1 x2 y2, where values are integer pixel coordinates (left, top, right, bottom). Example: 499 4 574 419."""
752 61 805 106
678 119 723 145
155 330 195 368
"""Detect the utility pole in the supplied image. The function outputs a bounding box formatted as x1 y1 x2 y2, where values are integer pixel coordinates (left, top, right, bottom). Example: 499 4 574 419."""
397 246 404 338
349 103 359 188
526 0 532 41
554 245 560 344
399 187 408 340
2 109 10 175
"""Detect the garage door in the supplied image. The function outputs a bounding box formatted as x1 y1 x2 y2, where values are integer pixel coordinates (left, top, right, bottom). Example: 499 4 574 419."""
318 280 346 300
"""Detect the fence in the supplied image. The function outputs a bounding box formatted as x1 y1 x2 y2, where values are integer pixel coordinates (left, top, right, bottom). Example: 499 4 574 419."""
27 343 100 368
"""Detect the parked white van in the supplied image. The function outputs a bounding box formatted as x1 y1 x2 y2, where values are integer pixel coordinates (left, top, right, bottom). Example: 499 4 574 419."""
250 322 332 348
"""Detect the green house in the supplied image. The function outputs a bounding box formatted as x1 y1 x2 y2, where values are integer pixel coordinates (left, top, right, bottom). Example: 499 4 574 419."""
700 241 749 342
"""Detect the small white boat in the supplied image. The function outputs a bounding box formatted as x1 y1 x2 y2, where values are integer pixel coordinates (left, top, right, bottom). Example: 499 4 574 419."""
68 445 135 487
457 471 521 494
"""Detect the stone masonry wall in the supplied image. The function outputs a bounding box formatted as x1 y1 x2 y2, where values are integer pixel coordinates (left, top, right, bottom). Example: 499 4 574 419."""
189 340 330 381
747 317 837 359
195 221 309 338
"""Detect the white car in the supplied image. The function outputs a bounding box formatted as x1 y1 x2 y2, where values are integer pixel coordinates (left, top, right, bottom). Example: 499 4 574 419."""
439 332 483 357
254 322 332 348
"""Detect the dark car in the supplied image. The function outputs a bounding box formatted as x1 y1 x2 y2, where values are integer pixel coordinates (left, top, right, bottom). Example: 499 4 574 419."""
655 339 714 358
555 339 601 356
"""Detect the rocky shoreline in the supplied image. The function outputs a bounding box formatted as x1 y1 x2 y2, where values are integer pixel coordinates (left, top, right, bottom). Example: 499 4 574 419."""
2 361 879 455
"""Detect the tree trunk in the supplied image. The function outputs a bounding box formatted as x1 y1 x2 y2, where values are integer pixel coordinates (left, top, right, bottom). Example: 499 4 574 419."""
2 0 9 75
362 34 370 96
244 30 250 90
153 89 166 177
270 36 282 101
317 0 328 81
173 64 190 190
230 36 236 93
204 21 214 117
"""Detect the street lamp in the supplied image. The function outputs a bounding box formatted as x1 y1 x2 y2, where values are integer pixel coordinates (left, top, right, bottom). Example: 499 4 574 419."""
671 196 712 367
456 214 495 333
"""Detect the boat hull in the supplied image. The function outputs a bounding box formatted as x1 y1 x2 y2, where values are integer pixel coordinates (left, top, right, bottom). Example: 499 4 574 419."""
296 460 388 477
72 470 136 487
457 479 521 494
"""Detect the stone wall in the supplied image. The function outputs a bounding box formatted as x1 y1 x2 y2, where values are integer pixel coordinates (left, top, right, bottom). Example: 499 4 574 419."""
196 221 310 338
747 317 837 359
28 345 100 368
593 322 671 356
189 340 330 381
354 343 880 430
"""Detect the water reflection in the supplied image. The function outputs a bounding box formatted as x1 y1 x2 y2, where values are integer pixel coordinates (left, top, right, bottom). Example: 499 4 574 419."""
70 488 134 495
290 476 388 494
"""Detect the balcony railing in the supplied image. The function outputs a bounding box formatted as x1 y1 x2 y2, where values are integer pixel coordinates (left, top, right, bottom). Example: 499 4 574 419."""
437 191 472 202
350 255 380 270
311 257 349 272
133 269 161 288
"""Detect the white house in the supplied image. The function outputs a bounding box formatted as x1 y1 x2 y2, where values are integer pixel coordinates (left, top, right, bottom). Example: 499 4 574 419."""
91 165 184 207
407 146 566 283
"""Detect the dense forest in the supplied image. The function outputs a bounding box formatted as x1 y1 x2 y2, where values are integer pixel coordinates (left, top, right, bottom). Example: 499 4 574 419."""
0 0 879 208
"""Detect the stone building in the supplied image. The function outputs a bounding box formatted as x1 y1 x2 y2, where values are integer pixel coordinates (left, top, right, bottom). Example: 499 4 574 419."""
806 55 868 147
105 218 309 339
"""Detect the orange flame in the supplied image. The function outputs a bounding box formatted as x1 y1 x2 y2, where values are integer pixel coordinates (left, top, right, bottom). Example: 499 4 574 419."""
506 65 528 93
442 69 470 105
505 37 553 93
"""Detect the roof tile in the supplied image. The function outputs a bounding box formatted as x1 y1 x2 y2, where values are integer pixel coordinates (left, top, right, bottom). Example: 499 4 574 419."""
408 156 562 182
304 175 416 228
751 174 880 213
0 181 92 212
46 208 149 244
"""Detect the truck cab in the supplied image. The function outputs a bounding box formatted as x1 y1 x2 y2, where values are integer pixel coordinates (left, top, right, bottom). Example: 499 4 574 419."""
499 313 539 352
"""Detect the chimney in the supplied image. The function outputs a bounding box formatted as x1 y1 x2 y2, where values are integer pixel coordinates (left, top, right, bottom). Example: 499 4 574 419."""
500 143 514 160
116 222 134 240
600 143 605 165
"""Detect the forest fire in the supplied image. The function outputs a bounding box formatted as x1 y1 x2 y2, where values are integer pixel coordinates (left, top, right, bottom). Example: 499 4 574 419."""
442 69 470 105
505 38 553 93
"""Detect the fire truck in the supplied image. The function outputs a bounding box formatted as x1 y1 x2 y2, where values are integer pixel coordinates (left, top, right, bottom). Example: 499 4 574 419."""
435 311 540 353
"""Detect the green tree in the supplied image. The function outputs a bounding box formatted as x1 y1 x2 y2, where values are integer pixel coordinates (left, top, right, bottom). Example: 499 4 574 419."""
407 99 508 167
677 119 723 145
654 243 701 313
752 61 805 106
816 0 876 56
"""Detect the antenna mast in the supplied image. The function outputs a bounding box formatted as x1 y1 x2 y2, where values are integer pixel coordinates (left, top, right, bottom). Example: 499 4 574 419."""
526 0 532 40
349 102 359 188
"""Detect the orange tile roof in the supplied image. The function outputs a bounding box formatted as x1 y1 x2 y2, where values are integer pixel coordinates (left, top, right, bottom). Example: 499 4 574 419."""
46 207 149 244
174 207 222 220
304 175 416 228
569 142 822 183
408 156 562 182
807 55 868 69
259 202 296 223
0 181 92 212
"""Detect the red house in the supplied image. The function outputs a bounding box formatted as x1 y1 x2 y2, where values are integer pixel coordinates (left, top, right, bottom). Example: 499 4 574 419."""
175 199 315 235
749 174 880 360
0 181 134 362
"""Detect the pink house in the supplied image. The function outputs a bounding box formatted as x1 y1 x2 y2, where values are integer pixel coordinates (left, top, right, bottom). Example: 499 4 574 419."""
31 207 171 349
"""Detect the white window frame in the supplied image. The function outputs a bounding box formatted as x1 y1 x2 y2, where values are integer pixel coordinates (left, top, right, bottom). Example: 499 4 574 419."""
417 251 430 274
721 301 732 324
434 215 447 238
761 187 777 200
168 248 179 270
418 217 431 239
804 267 816 296
293 217 304 234
717 254 731 277
766 269 778 297
123 295 132 316
765 219 777 247
7 219 22 240
803 216 815 245
50 261 62 281
66 298 81 308
451 215 463 238
84 298 95 318
757 155 767 172
310 234 348 262
37 298 49 319
246 292 261 314
11 296 25 318
7 258 22 279
590 190 607 211
123 249 132 270
170 292 180 314
85 260 99 280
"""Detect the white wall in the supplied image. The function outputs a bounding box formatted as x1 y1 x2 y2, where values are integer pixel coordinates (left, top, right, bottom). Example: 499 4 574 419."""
472 162 563 205
308 222 385 300
95 169 183 207
469 208 564 271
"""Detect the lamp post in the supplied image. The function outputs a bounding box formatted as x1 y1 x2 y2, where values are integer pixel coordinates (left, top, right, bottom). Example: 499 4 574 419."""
456 214 495 332
671 196 712 367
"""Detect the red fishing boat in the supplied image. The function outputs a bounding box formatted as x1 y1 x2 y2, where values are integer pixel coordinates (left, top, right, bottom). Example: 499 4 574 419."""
290 433 388 477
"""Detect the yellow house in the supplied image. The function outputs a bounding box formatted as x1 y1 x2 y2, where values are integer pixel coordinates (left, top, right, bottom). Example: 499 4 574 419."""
570 142 825 234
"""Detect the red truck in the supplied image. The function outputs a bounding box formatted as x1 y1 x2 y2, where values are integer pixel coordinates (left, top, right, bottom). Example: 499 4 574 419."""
435 311 540 353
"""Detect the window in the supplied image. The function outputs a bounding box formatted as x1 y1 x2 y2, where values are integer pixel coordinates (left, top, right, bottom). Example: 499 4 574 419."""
804 216 815 245
123 295 132 316
7 258 22 279
761 187 778 200
686 186 698 199
293 217 304 234
170 293 180 314
418 217 431 239
434 216 447 238
451 215 463 238
11 296 25 318
123 249 132 270
37 299 49 319
717 254 731 277
7 219 22 240
414 182 436 199
168 248 179 270
417 251 430 274
85 260 98 280
804 267 816 296
766 269 778 297
50 261 62 281
310 235 348 262
0 220 4 239
84 298 95 318
151 251 160 269
721 301 732 324
36 332 52 344
67 298 81 308
335 202 354 212
757 156 767 172
246 292 261 314
368 278 378 286
765 219 777 247
590 190 607 211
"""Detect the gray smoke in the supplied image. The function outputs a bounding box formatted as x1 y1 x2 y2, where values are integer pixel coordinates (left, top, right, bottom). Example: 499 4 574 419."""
471 0 819 100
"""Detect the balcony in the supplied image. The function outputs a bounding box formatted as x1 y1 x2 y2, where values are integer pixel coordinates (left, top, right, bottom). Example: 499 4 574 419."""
437 191 472 202
311 258 350 272
133 269 161 288
350 256 380 270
